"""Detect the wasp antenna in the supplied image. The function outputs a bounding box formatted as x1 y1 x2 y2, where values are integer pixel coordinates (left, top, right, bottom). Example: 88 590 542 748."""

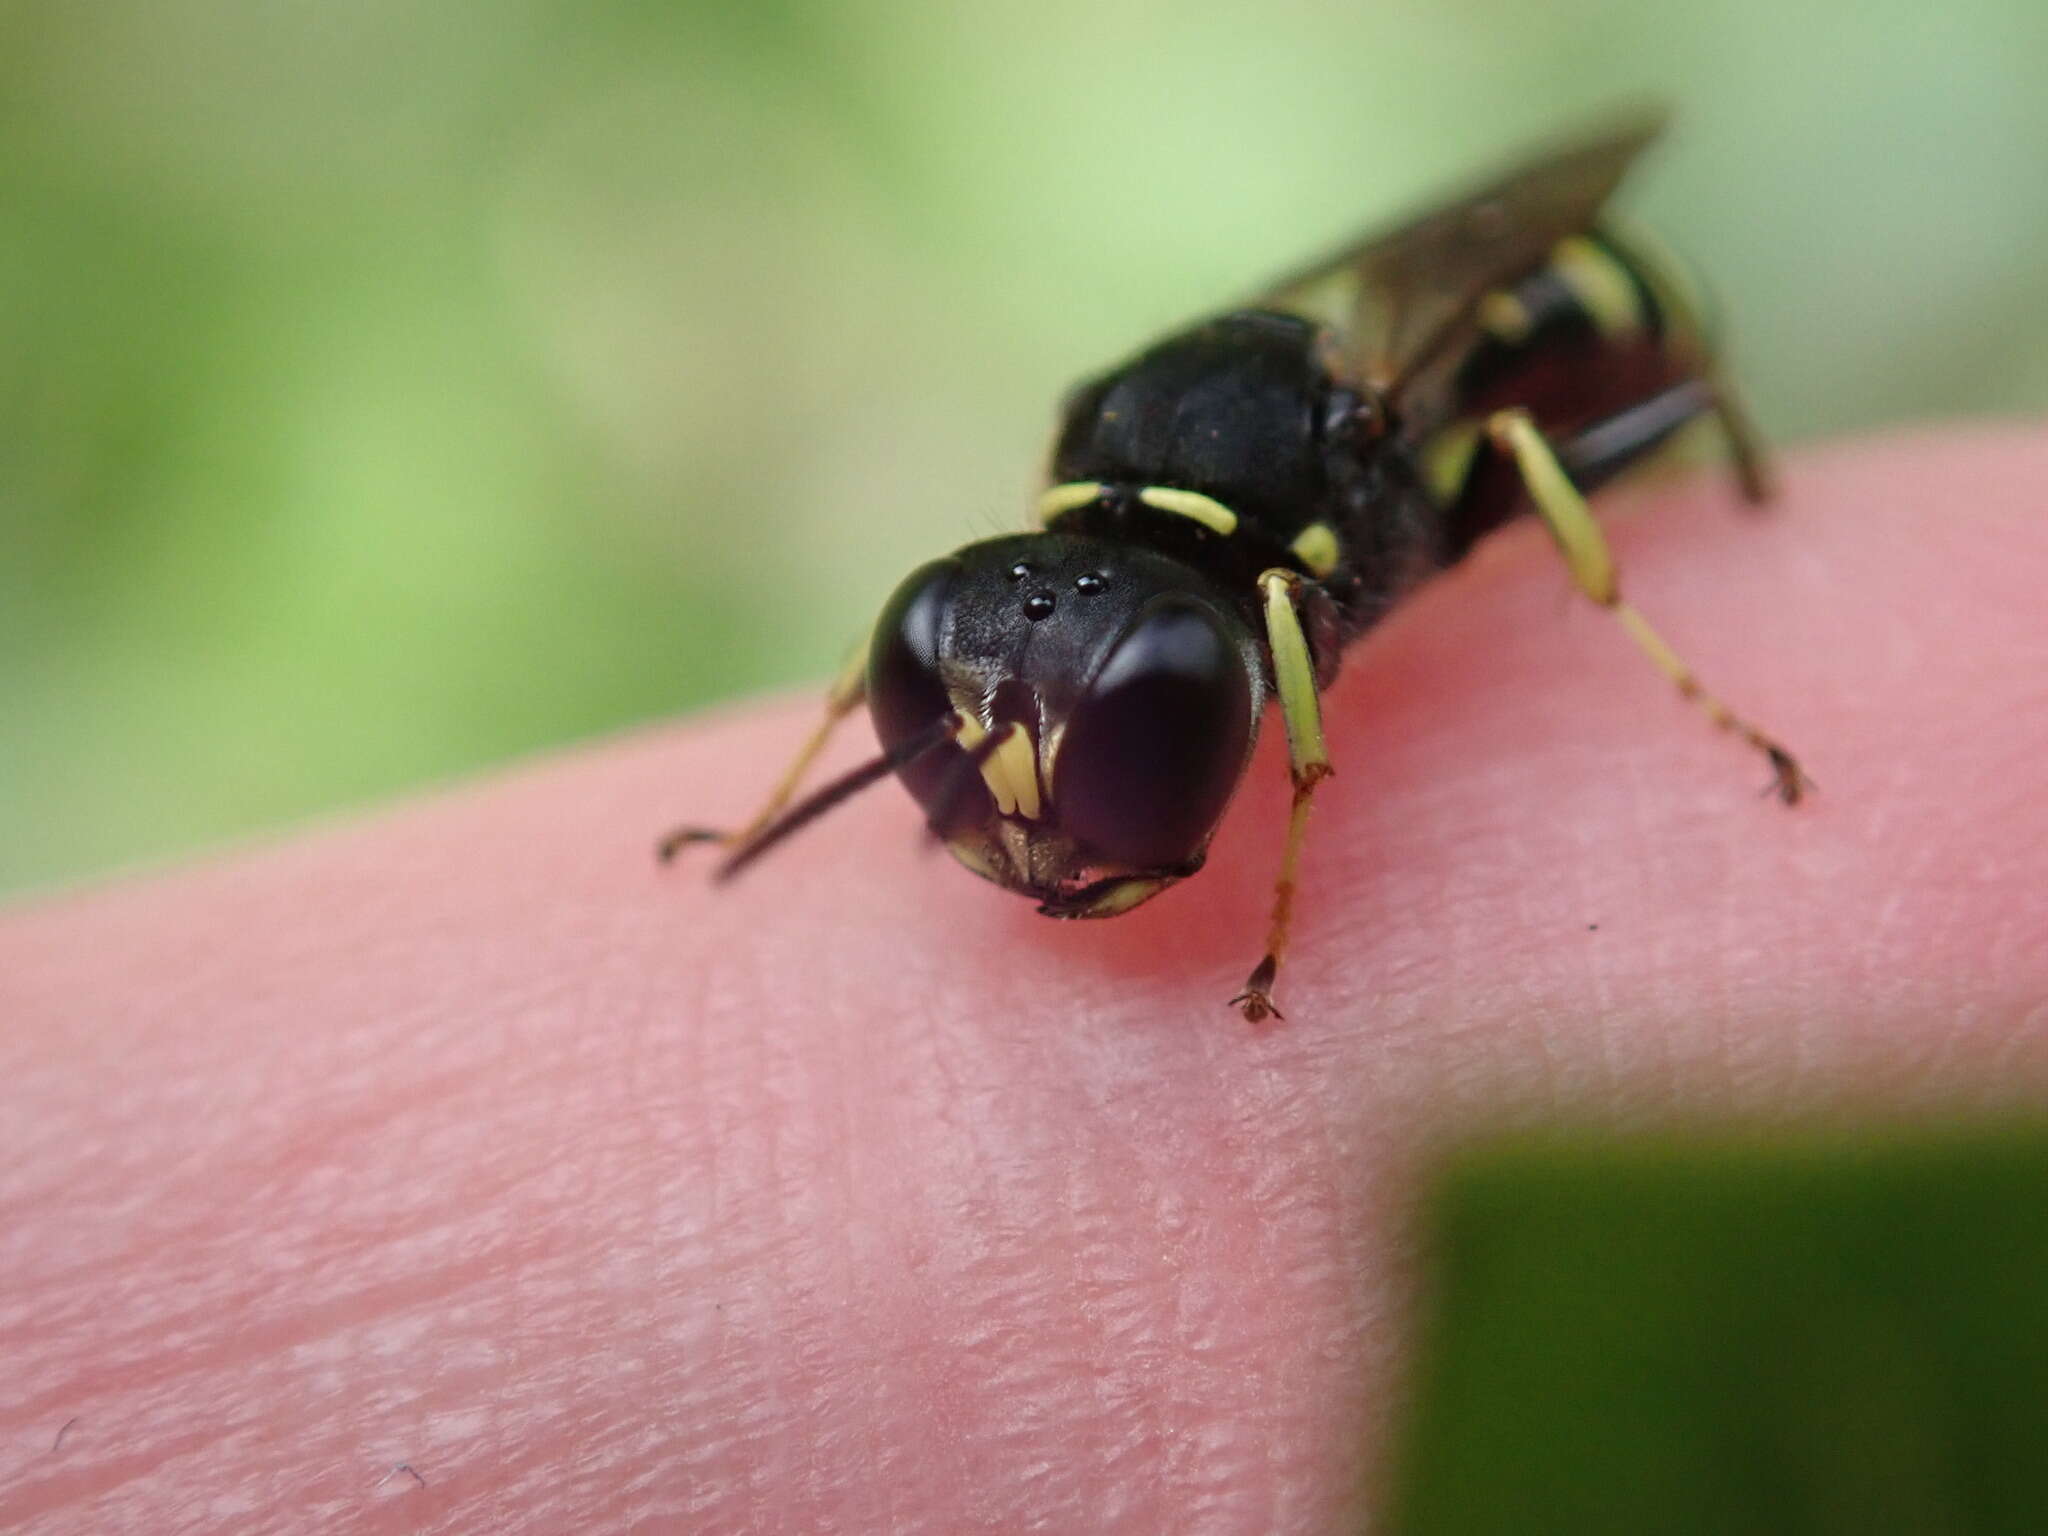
656 825 726 864
715 716 954 883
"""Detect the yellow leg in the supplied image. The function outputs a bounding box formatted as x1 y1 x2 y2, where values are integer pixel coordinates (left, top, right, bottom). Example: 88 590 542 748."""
1487 409 1809 804
656 642 869 863
1231 569 1335 1024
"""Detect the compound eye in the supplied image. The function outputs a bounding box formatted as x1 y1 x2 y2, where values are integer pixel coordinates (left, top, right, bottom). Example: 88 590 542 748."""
1053 596 1254 870
866 557 993 833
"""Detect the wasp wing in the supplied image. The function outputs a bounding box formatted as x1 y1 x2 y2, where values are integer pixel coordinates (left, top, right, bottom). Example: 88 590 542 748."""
1256 109 1668 406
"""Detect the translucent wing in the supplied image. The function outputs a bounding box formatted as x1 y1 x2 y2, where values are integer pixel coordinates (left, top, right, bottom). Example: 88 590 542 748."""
1256 109 1669 403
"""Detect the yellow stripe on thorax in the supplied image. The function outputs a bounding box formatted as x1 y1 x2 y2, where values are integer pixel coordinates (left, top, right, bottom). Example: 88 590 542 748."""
1137 485 1238 536
1037 481 1103 525
1038 481 1242 540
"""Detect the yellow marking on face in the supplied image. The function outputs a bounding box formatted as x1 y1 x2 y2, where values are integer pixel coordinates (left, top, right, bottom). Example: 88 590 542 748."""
1479 289 1534 343
952 713 1043 820
988 721 1042 820
1289 522 1340 579
1037 481 1104 525
1551 234 1643 340
1137 485 1238 536
1070 876 1174 918
1421 418 1484 504
943 837 1001 883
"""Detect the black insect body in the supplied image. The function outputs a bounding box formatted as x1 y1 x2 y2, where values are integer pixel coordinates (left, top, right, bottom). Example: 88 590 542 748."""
662 112 1807 1022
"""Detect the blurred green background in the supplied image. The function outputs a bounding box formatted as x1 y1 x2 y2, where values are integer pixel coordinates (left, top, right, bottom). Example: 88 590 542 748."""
2 0 2043 897
1393 1127 2048 1535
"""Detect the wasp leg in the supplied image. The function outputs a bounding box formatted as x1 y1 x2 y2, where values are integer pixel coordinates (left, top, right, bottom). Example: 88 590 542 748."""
1231 569 1335 1024
1704 366 1773 505
1441 382 1716 565
1487 408 1809 804
1542 376 1769 516
656 641 869 863
1557 379 1719 494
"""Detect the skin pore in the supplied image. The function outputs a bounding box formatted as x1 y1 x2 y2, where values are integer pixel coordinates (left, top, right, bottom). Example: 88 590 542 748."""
3 429 2045 1533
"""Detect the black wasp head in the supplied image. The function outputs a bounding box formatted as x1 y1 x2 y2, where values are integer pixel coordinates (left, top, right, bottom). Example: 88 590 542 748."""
867 532 1262 916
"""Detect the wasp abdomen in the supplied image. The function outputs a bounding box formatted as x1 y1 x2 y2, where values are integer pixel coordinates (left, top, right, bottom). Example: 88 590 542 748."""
1427 228 1720 560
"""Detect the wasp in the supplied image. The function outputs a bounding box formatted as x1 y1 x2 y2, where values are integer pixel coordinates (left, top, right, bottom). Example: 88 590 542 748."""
661 111 1808 1022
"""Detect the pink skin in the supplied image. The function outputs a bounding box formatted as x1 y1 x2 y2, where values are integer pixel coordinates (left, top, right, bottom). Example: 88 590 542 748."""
2 428 2045 1533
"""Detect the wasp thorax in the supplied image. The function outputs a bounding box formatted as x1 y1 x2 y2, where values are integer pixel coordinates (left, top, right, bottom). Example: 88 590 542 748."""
867 532 1261 914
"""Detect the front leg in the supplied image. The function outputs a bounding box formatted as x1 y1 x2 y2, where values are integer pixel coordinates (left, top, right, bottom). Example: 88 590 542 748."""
656 640 869 864
1231 569 1335 1024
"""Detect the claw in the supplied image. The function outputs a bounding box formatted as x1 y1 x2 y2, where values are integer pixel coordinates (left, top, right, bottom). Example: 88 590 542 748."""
1762 745 1814 807
1230 988 1283 1025
1230 954 1284 1024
